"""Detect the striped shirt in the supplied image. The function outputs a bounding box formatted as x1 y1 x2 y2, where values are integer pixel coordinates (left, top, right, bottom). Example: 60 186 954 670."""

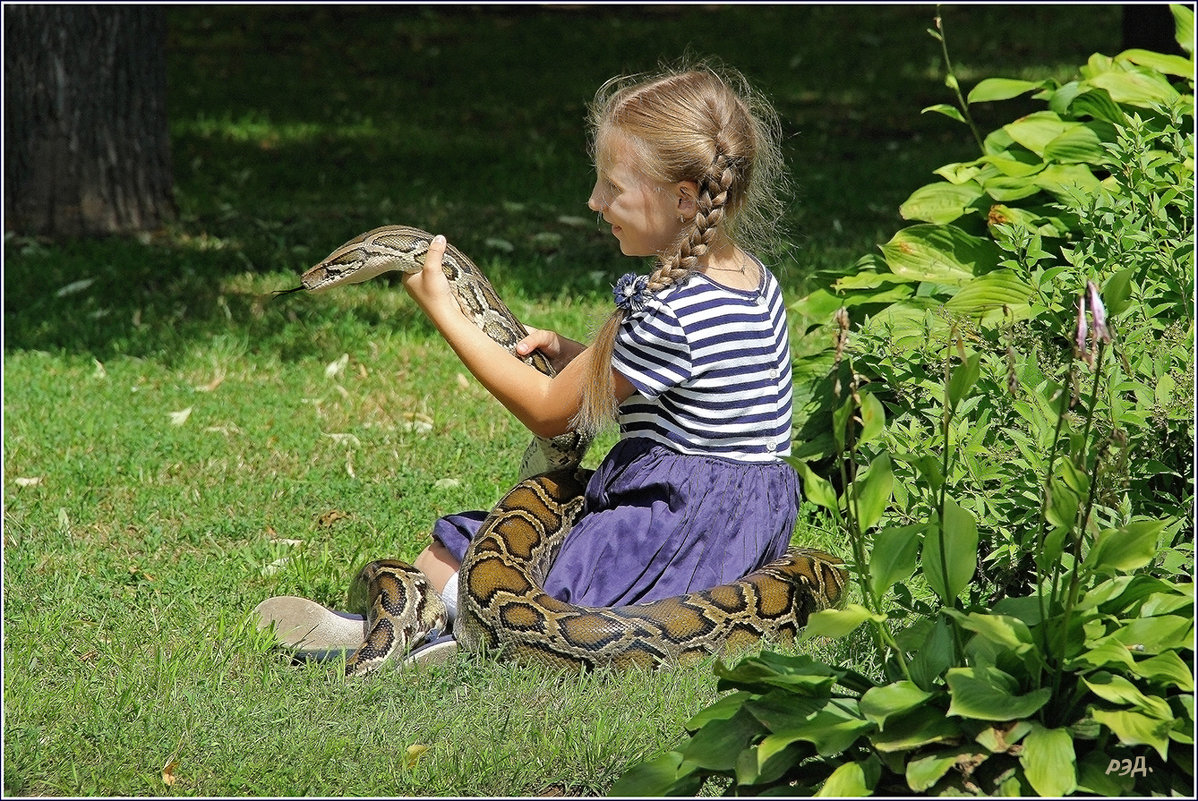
611 262 793 463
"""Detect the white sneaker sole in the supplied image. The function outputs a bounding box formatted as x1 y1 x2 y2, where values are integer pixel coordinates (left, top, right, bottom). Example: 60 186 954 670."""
254 595 459 668
253 595 366 661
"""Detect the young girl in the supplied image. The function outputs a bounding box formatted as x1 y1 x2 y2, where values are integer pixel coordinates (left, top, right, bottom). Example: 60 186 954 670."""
259 63 799 663
406 63 798 624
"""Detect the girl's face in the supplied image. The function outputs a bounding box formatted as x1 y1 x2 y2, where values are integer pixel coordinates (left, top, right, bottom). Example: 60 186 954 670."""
587 130 691 259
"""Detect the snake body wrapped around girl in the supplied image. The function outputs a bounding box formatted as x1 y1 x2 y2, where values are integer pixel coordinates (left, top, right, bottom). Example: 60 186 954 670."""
257 64 846 675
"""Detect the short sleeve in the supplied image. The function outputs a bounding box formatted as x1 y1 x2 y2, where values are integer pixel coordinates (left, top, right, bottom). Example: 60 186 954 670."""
610 297 693 399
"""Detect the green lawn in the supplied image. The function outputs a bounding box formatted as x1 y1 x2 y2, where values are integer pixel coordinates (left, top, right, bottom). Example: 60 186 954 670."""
3 5 1121 796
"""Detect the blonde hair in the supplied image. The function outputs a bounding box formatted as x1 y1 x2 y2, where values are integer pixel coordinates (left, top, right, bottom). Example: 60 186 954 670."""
574 61 789 435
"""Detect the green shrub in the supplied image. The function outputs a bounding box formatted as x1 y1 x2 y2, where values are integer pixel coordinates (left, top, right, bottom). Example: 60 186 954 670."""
614 6 1194 797
791 4 1194 598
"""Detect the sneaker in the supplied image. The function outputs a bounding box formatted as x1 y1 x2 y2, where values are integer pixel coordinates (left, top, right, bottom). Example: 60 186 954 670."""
402 633 459 667
253 595 366 662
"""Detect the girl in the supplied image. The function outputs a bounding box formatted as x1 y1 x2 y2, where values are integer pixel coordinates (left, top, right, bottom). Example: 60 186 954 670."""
260 63 799 664
408 63 798 624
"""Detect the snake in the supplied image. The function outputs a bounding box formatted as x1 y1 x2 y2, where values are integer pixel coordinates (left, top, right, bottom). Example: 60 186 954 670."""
279 224 847 675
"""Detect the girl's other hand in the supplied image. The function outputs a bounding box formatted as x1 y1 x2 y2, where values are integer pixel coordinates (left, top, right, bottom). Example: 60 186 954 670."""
517 327 587 374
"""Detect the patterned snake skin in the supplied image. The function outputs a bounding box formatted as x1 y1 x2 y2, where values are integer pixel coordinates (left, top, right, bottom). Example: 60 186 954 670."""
284 225 847 675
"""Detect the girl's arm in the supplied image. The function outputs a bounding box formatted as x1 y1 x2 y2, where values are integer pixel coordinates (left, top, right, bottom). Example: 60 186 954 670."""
403 235 634 438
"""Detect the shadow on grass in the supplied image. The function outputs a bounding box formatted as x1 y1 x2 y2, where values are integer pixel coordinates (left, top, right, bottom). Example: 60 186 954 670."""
3 4 1120 364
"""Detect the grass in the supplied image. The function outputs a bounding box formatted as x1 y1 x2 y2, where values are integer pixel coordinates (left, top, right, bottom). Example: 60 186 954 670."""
3 4 1121 797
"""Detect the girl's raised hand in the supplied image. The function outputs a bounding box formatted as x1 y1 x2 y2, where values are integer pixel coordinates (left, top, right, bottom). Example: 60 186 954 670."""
400 234 458 319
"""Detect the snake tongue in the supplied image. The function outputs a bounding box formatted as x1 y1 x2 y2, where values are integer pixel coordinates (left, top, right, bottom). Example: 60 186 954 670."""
272 285 306 296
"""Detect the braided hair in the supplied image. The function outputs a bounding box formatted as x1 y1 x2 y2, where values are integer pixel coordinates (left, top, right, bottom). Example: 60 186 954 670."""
574 63 789 435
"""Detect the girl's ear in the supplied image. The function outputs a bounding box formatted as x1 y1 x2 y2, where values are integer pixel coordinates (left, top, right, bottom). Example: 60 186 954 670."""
676 181 700 220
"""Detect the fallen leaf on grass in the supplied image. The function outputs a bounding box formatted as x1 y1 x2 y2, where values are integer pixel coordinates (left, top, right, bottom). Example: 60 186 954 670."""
434 478 461 490
194 369 226 392
325 353 349 379
400 413 434 435
404 743 429 768
261 557 291 576
317 510 348 528
169 407 192 426
456 373 471 389
161 757 178 786
55 277 96 297
15 477 43 487
324 433 361 447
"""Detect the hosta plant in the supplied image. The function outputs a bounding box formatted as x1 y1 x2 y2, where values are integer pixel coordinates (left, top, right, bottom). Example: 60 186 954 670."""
614 8 1194 797
790 4 1193 599
614 281 1193 796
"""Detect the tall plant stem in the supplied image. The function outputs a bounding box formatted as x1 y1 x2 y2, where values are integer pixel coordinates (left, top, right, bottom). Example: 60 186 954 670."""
1049 342 1108 715
934 6 985 153
839 358 910 680
1035 377 1072 654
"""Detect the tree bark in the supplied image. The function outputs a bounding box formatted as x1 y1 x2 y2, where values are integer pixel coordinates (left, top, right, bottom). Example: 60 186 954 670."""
4 5 175 237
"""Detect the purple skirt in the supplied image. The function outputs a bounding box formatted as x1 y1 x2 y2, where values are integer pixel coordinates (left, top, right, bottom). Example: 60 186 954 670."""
431 437 800 607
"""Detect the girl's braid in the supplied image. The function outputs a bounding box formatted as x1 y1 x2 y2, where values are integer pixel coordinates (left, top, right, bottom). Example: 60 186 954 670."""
646 151 740 293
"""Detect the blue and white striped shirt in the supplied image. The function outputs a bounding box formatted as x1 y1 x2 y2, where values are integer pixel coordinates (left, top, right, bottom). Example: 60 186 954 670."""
611 262 793 462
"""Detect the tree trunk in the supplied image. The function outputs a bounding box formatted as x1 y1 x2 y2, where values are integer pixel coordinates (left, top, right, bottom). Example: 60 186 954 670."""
4 5 175 237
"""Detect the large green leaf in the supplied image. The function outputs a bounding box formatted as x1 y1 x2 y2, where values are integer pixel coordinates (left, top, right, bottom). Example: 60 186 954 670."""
852 452 893 531
859 681 934 729
1119 48 1195 77
1003 110 1077 156
743 692 873 757
870 704 962 752
922 497 979 604
967 77 1049 103
1087 66 1182 108
1063 87 1128 125
1129 650 1194 692
1033 163 1104 198
801 603 886 640
1043 122 1113 164
943 269 1033 317
946 351 981 410
981 173 1044 202
946 609 1036 654
1102 266 1136 317
1021 723 1078 796
1171 4 1194 56
878 224 1001 284
899 181 985 224
1083 519 1167 574
868 524 923 599
1082 672 1173 719
787 458 840 513
1091 707 1172 759
816 757 880 797
945 665 1052 720
678 705 764 771
609 750 695 796
922 102 966 123
906 746 984 792
857 391 886 444
1106 614 1194 655
908 615 955 691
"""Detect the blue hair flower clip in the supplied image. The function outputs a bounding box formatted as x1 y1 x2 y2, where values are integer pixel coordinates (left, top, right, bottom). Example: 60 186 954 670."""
613 272 651 313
